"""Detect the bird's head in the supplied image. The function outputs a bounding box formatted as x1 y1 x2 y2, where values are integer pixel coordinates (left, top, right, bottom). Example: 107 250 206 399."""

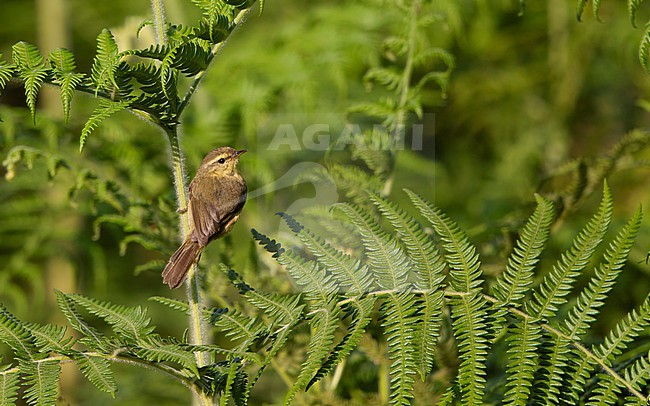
199 146 247 176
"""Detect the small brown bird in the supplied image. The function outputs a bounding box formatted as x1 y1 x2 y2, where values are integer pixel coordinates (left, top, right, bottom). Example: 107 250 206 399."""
162 146 247 288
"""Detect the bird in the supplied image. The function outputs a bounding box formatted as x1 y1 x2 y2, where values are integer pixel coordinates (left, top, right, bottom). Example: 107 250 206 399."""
162 146 247 288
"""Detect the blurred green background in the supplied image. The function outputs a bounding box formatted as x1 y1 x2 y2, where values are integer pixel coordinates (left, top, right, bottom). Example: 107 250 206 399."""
2 0 650 404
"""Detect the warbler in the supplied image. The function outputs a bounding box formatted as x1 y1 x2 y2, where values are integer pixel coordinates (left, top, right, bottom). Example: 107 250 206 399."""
162 146 247 288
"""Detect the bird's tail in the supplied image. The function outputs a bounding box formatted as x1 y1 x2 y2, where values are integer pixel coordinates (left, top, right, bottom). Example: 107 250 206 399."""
162 239 202 289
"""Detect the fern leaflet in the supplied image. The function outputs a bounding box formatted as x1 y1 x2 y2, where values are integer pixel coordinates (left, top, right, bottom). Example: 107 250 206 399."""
0 369 19 406
11 42 48 123
48 48 85 125
20 359 60 406
525 183 612 320
74 354 117 395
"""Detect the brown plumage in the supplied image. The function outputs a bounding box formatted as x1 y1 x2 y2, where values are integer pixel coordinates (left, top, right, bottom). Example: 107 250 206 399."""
162 146 247 288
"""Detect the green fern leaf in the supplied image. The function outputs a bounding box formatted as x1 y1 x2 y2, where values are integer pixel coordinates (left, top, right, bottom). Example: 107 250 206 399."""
307 296 376 389
11 42 48 123
20 359 60 406
405 189 482 293
0 369 19 406
336 203 411 290
259 218 338 305
370 192 446 290
383 292 419 405
91 29 121 95
55 290 108 351
639 22 650 74
525 183 612 320
530 334 572 403
571 295 650 394
493 195 554 306
74 354 117 395
134 343 199 377
364 67 402 91
285 303 340 404
405 189 488 403
448 292 488 405
25 322 74 354
280 213 373 295
563 206 642 339
413 291 444 380
66 292 155 344
0 304 40 359
245 291 303 326
48 48 85 125
194 16 230 43
0 58 14 96
149 296 192 315
244 292 304 401
502 318 542 405
629 0 644 27
370 193 446 379
210 308 264 352
556 207 643 404
80 99 130 152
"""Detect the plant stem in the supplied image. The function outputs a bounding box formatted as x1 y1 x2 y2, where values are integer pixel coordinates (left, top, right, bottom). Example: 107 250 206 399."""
151 1 210 404
383 0 420 196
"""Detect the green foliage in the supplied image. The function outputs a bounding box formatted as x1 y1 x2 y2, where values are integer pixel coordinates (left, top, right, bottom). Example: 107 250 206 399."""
3 0 650 404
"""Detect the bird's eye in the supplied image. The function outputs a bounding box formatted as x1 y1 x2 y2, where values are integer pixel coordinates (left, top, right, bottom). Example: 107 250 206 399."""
217 158 226 164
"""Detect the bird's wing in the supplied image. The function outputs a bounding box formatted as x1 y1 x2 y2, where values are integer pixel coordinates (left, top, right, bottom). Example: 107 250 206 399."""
188 177 246 246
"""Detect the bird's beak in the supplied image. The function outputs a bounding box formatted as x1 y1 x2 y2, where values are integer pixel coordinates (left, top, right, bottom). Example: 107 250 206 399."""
234 149 247 157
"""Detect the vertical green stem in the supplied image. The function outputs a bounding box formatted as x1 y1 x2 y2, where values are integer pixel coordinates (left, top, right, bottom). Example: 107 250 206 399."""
151 1 210 404
383 0 420 196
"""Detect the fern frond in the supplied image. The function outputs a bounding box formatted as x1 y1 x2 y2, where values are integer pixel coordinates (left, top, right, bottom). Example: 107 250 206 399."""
91 29 121 95
307 296 376 389
582 295 650 379
336 203 411 290
280 213 373 295
414 291 444 380
11 42 48 123
364 67 402 91
149 296 192 315
640 22 650 74
383 292 419 405
66 292 155 344
210 308 264 351
55 290 107 351
563 206 642 339
502 318 541 405
244 293 304 402
0 369 19 406
48 48 85 125
25 322 74 354
629 0 644 27
257 218 338 305
370 192 446 290
245 291 303 326
530 334 572 403
194 16 230 43
405 189 482 293
493 194 554 306
74 354 117 395
0 58 14 96
80 99 130 152
448 291 488 405
20 359 60 406
0 304 39 360
525 183 612 320
285 303 340 404
134 343 199 377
